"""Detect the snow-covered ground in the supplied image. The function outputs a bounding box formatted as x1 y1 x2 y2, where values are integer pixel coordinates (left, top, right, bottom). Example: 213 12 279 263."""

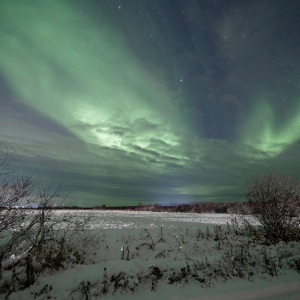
7 211 300 299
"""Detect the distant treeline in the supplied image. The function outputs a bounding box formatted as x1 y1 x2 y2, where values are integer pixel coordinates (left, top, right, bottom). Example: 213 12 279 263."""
89 202 252 214
134 202 248 214
90 200 300 215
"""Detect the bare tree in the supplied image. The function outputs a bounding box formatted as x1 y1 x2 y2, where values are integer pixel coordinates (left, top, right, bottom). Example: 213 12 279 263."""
0 147 35 279
241 172 300 244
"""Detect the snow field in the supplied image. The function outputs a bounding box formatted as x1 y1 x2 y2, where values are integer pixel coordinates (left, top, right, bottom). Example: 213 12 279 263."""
6 211 300 299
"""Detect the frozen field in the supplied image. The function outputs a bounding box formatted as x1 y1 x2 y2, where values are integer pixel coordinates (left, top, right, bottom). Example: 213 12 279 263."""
71 210 258 230
7 211 300 300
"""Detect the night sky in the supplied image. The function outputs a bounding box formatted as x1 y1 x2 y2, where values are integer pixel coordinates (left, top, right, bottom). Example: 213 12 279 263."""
1 0 300 207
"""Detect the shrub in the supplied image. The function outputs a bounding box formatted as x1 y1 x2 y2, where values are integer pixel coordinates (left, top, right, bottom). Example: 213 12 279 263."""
241 172 300 244
0 146 94 295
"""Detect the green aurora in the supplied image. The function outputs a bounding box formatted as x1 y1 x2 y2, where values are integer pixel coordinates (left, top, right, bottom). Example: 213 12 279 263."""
1 0 300 206
1 1 189 150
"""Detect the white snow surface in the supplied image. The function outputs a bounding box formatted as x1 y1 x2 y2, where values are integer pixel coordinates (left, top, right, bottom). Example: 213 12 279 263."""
7 210 300 300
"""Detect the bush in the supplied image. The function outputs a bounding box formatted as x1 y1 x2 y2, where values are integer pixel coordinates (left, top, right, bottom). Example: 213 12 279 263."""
0 146 94 295
241 172 300 244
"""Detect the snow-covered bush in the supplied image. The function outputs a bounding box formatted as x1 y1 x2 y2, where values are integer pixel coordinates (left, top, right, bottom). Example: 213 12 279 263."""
241 173 300 244
0 147 95 296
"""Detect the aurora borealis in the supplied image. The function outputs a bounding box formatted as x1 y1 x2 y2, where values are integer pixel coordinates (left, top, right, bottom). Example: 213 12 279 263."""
1 0 300 206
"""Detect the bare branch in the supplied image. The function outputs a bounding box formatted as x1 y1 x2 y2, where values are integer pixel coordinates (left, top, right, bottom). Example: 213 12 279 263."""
241 172 300 244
